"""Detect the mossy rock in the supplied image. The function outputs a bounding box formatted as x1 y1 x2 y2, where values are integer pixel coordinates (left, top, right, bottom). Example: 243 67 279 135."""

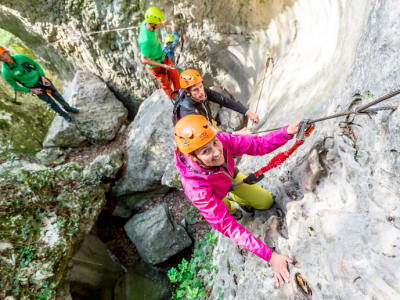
0 160 107 299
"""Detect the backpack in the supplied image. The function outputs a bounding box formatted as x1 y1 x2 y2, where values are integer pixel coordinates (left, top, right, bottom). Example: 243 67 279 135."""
171 89 186 125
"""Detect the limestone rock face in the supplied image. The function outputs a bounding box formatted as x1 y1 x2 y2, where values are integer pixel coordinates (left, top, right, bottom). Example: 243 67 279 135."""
2 0 400 299
43 71 127 147
113 89 175 198
0 160 107 298
211 86 246 132
209 0 400 299
124 204 192 265
0 0 288 114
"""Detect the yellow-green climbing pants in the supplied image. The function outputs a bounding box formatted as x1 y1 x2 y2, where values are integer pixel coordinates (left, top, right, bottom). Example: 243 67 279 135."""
222 172 274 214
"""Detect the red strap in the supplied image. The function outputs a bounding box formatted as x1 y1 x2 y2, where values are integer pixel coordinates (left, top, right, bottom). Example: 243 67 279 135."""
254 140 304 177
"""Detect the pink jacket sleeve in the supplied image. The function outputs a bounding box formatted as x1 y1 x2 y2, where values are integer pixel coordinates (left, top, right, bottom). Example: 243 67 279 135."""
218 126 293 157
191 189 273 262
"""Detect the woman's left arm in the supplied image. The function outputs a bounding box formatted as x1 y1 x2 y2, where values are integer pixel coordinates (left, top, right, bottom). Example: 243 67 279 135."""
218 119 302 157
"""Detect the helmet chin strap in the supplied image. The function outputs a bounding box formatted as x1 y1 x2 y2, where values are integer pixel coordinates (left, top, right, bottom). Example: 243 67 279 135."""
192 153 217 170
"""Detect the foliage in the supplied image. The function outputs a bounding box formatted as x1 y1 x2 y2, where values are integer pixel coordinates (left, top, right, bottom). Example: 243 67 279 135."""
168 231 218 300
185 204 200 225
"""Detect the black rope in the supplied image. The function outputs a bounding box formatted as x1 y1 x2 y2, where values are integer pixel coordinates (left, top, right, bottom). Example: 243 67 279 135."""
251 89 400 135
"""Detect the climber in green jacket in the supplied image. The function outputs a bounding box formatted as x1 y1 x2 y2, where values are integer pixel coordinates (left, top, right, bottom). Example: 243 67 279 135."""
0 46 79 122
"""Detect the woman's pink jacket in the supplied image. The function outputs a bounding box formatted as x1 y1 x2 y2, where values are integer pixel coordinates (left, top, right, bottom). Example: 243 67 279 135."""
174 126 293 262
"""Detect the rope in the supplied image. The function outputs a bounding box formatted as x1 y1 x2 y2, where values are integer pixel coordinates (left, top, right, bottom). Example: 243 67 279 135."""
83 25 139 36
254 55 273 116
234 140 305 187
252 89 400 135
234 88 400 187
255 140 304 176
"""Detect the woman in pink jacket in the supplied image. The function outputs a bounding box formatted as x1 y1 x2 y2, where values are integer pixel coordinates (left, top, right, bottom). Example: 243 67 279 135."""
174 114 301 287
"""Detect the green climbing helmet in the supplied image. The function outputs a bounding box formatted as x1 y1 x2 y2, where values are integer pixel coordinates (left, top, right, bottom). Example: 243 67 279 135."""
164 34 174 45
145 7 164 25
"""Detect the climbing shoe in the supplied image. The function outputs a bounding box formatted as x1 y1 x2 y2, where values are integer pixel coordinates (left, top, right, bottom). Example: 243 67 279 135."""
232 210 243 220
65 107 79 113
59 112 71 122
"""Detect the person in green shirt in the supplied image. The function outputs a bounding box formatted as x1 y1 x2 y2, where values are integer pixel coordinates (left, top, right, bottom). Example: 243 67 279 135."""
138 7 180 99
0 46 79 122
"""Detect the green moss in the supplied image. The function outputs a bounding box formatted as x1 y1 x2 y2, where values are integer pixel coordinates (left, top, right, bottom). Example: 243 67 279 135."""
0 161 107 299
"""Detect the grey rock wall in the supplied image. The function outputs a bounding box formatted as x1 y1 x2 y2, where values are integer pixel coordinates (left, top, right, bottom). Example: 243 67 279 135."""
0 0 294 115
210 0 400 299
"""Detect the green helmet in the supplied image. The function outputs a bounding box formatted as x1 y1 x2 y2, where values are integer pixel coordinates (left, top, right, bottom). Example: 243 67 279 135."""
164 34 174 45
144 7 164 25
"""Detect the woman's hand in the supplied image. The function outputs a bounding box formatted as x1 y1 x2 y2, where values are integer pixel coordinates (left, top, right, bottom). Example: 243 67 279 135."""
286 118 302 135
270 251 293 287
246 111 260 123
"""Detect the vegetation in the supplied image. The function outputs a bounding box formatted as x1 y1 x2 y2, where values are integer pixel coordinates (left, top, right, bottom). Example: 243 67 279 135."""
168 231 219 300
185 204 201 225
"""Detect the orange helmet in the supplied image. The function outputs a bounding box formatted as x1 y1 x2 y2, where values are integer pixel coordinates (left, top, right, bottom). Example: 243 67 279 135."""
0 46 6 55
174 114 217 154
179 69 203 89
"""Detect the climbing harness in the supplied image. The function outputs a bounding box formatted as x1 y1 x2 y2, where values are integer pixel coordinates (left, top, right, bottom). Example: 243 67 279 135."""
236 89 400 186
252 89 400 135
235 120 314 187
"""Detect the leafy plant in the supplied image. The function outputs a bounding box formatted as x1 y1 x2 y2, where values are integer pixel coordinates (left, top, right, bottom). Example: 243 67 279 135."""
168 231 218 299
185 205 200 225
36 281 54 300
18 247 35 268
364 90 374 99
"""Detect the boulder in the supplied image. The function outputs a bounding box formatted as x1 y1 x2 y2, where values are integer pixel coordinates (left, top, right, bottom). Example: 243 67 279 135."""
35 147 69 165
43 117 86 148
83 149 123 180
114 261 171 300
43 71 128 147
67 234 123 291
113 89 175 197
124 204 192 265
0 160 107 298
114 187 169 213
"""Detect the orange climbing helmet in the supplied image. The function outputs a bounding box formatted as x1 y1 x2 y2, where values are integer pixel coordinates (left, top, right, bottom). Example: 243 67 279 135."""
0 46 6 55
174 114 217 154
179 69 203 89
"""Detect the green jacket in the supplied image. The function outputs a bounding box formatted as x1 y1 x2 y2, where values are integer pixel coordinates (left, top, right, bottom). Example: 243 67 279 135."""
137 21 165 68
1 54 45 92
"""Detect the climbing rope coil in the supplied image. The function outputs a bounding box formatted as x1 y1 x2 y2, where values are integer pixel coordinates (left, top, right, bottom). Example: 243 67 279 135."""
237 89 400 186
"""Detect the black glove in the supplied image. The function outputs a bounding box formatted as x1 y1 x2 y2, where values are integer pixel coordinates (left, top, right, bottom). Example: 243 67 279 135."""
243 173 264 185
